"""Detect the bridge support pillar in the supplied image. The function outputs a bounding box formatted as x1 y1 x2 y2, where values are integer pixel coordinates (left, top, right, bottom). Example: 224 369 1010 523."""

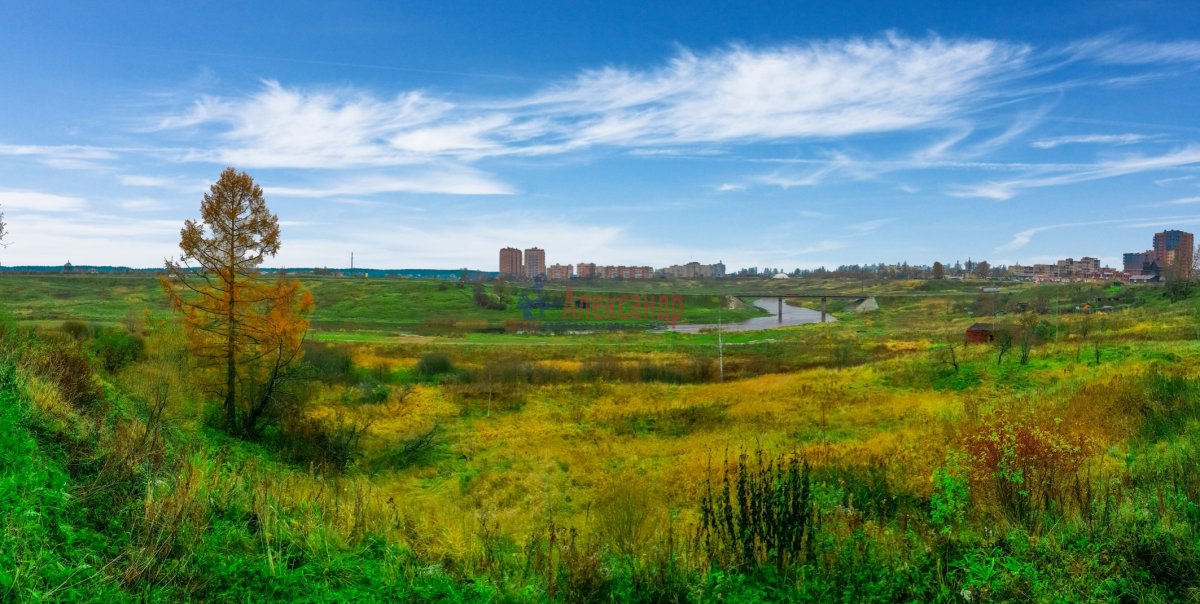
821 296 827 323
778 297 783 323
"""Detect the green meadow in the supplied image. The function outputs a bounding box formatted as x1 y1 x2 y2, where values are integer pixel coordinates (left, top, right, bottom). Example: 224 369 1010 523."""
3 273 1200 601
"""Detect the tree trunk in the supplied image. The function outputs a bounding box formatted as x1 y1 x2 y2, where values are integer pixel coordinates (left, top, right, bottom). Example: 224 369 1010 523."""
225 223 238 434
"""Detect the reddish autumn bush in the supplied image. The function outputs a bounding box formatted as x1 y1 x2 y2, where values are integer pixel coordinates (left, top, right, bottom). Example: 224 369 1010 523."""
963 415 1093 531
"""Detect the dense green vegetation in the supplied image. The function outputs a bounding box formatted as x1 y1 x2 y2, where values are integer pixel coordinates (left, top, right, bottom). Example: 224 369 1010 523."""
0 274 768 339
2 274 1200 601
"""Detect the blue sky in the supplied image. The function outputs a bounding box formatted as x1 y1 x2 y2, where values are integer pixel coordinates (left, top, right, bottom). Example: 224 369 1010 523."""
3 1 1200 271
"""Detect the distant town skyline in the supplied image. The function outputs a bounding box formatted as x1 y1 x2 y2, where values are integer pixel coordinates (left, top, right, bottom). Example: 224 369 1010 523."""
3 2 1200 271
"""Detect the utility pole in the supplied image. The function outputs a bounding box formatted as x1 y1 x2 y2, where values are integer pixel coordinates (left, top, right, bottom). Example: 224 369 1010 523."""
717 305 724 383
1055 296 1060 342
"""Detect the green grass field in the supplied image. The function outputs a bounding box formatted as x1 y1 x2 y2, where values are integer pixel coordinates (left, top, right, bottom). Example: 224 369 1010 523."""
3 273 1200 601
0 273 772 339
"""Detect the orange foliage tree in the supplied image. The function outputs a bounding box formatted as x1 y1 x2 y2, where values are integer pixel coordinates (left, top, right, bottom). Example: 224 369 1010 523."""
162 167 314 438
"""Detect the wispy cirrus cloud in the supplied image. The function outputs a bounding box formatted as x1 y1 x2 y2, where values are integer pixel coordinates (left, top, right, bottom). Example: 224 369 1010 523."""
0 190 87 212
1155 175 1197 186
848 218 892 233
997 214 1200 251
119 198 170 211
1031 133 1154 149
0 144 118 161
522 35 1028 147
0 143 122 171
265 168 514 197
152 34 1030 170
1068 36 1200 65
951 145 1200 200
158 81 454 168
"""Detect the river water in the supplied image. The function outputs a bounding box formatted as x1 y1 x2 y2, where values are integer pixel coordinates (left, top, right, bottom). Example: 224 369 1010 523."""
666 297 834 333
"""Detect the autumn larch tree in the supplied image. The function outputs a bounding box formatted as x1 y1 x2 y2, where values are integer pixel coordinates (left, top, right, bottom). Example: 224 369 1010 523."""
932 261 945 280
162 167 314 438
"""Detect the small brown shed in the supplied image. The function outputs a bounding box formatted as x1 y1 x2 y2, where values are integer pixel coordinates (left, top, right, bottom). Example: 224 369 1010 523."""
965 323 995 344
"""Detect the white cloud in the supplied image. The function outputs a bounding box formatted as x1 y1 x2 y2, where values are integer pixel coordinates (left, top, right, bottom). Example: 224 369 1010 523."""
997 215 1200 251
528 35 1027 147
154 35 1029 168
1069 36 1200 65
1031 133 1152 149
265 169 514 197
1154 175 1196 186
951 146 1200 200
715 183 745 192
756 153 860 188
997 224 1059 251
0 213 180 264
0 191 87 212
158 81 453 168
119 198 169 211
0 144 117 161
0 143 120 170
848 218 892 233
120 175 175 187
789 241 847 255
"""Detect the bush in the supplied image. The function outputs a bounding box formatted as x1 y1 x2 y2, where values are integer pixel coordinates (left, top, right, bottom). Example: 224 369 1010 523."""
415 351 455 378
91 328 145 372
931 450 970 534
302 340 355 383
363 426 443 471
278 411 370 474
450 382 525 415
60 319 92 340
23 337 104 411
963 416 1092 531
1139 368 1199 441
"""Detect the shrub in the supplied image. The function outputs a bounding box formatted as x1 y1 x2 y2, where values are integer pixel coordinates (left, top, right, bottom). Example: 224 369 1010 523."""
415 351 455 378
812 457 920 523
525 520 610 602
278 411 371 474
579 355 635 382
91 328 145 372
593 479 654 557
22 337 104 411
963 416 1092 530
363 426 443 471
302 340 355 383
475 358 569 385
931 450 970 535
1139 368 1199 441
450 382 525 415
60 319 92 340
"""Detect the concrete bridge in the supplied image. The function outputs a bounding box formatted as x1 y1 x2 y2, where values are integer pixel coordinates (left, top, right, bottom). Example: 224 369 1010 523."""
747 293 869 323
540 287 879 323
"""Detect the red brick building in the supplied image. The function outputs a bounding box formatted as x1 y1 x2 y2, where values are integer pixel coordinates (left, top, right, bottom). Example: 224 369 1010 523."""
524 247 546 278
499 247 522 277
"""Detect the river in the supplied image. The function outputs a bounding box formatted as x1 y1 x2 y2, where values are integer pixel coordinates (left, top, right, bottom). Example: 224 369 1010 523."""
666 297 834 333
